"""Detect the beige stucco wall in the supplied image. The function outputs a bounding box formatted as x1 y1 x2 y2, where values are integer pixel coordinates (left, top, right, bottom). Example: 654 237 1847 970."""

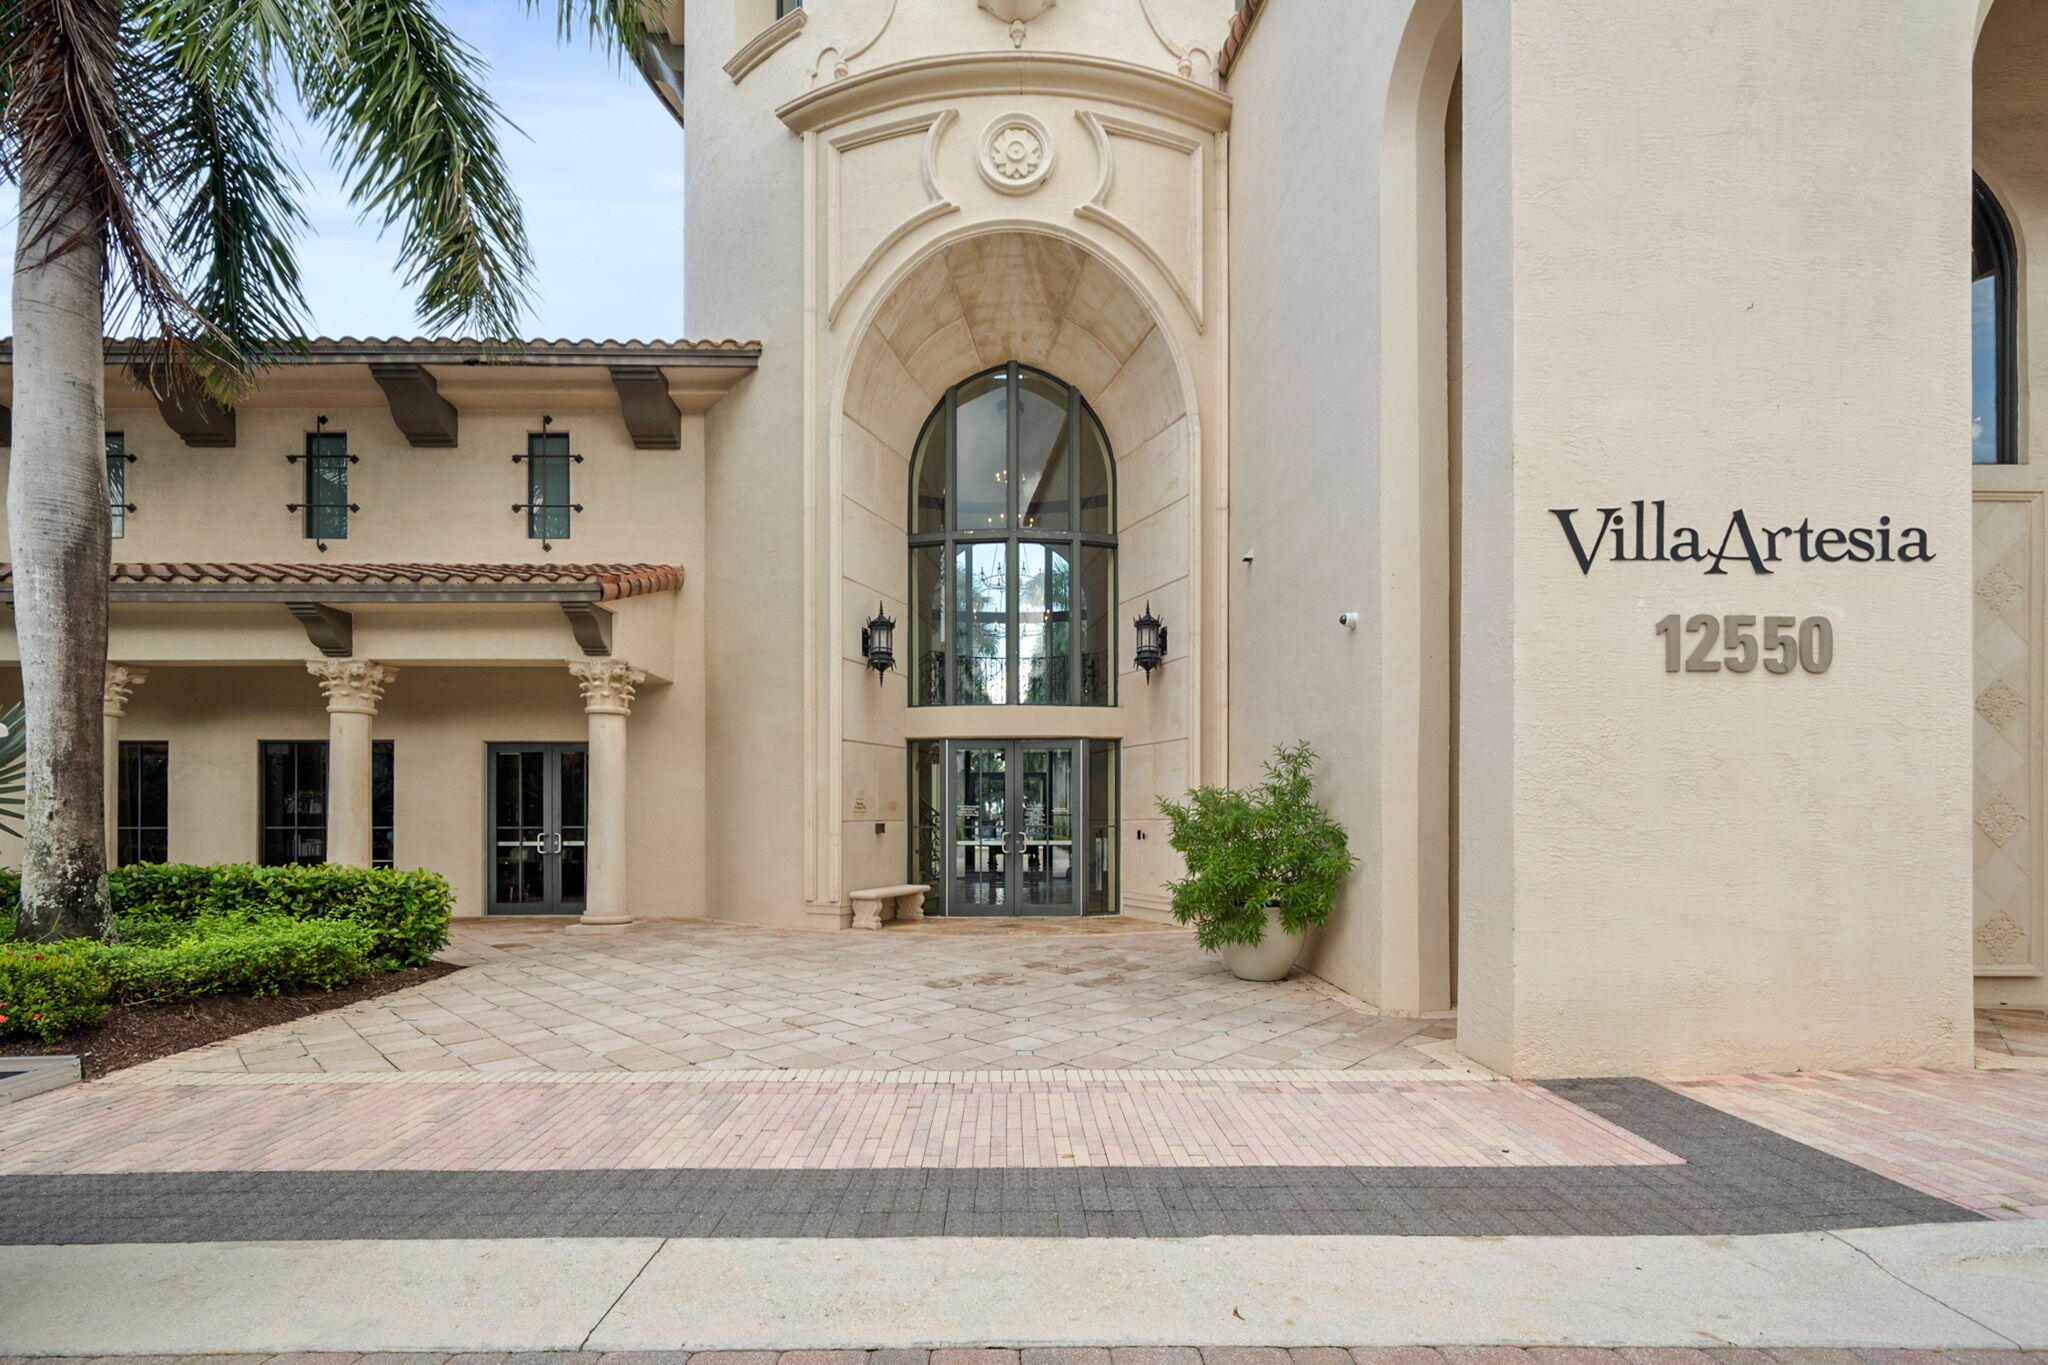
684 0 813 928
1230 0 1979 1075
1225 0 1414 1011
687 0 1233 924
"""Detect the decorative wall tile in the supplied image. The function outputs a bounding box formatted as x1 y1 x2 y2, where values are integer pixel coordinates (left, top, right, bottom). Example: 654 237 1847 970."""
1974 495 2041 973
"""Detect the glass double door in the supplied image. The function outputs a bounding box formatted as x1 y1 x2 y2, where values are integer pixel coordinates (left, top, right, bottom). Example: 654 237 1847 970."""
912 739 1118 917
487 742 588 914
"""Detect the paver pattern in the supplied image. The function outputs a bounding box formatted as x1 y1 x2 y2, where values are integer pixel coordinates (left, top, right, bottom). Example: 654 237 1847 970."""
5 1352 2043 1364
0 1073 1674 1173
1979 1006 2048 1058
127 919 1452 1076
0 1080 1980 1242
1667 1067 2048 1219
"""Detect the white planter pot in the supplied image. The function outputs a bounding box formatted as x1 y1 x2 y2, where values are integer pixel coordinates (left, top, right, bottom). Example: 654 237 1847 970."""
1220 908 1306 982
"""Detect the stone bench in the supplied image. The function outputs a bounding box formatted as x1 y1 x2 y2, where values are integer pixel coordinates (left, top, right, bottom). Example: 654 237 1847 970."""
848 883 931 930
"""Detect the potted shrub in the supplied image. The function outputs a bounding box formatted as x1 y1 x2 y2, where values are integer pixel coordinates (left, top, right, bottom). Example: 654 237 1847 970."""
1157 742 1357 981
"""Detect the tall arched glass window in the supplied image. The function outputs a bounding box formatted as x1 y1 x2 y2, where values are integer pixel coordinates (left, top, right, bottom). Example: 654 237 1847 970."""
1975 174 2018 466
910 364 1117 707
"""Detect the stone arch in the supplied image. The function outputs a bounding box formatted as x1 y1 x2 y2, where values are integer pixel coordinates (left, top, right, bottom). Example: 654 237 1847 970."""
829 223 1203 911
1372 0 1462 1014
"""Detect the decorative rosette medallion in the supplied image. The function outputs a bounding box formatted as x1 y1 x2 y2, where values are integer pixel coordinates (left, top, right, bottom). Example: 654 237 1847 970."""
979 114 1055 195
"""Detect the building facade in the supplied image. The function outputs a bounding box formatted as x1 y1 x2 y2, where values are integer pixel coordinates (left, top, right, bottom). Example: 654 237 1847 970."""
0 0 2028 1078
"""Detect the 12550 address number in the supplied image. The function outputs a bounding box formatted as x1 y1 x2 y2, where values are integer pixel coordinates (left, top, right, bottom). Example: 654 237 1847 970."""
1655 614 1833 674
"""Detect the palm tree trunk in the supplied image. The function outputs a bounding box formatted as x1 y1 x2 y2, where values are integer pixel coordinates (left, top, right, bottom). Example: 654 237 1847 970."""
9 155 112 942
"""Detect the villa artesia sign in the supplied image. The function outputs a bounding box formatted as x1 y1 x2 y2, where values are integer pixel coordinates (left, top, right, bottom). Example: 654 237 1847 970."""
1551 500 1935 576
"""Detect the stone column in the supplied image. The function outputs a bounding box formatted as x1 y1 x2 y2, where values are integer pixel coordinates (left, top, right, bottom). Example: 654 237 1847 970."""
307 661 396 868
102 665 147 864
567 660 645 933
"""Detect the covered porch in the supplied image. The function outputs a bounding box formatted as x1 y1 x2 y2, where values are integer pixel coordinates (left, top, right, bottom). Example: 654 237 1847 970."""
0 562 697 926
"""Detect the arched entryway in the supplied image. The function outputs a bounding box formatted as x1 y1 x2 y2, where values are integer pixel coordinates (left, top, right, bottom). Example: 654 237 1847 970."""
830 227 1203 919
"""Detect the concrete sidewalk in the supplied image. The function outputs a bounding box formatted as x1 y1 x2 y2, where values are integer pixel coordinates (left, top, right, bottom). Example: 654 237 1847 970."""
3 1224 2045 1353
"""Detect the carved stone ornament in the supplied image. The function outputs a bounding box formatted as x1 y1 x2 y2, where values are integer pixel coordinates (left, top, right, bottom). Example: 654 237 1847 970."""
571 659 647 715
980 0 1055 23
979 114 1054 195
307 659 397 715
103 665 149 717
1978 680 2026 732
1977 793 2027 849
1978 564 2026 614
1977 909 2027 964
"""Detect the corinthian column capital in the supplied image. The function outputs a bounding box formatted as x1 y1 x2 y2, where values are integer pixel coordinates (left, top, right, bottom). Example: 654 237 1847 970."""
570 659 647 716
307 659 397 715
103 665 149 717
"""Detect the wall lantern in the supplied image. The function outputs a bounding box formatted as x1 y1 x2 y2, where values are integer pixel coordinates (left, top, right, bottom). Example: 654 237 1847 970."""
861 604 897 682
1133 604 1168 680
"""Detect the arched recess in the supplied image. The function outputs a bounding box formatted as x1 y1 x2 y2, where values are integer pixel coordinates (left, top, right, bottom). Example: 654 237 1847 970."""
822 224 1204 913
1972 0 2048 1006
1376 0 1462 1014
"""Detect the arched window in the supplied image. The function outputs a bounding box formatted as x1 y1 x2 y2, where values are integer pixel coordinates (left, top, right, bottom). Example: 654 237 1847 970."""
910 364 1117 707
1975 174 2018 465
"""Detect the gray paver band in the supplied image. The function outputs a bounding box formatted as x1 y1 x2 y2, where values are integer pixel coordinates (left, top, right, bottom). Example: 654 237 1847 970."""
0 1080 1980 1243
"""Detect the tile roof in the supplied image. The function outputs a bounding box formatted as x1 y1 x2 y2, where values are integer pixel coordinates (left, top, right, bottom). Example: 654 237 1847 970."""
1217 0 1270 78
0 337 761 365
0 562 685 601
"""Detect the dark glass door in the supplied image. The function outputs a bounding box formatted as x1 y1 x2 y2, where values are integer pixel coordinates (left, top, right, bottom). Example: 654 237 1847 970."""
487 742 588 914
933 739 1092 917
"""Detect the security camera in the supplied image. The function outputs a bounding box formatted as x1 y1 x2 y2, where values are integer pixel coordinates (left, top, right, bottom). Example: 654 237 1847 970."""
1338 612 1359 629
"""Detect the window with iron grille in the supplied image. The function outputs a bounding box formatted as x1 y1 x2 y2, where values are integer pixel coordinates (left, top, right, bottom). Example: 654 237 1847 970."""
259 739 395 867
116 740 168 865
776 0 802 15
106 431 135 538
525 431 575 541
302 431 352 541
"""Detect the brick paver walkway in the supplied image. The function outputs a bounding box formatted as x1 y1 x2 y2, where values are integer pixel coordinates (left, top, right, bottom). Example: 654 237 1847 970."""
0 1073 1675 1173
127 919 1453 1076
1980 1006 2048 1058
1668 1068 2048 1220
3 1348 2041 1363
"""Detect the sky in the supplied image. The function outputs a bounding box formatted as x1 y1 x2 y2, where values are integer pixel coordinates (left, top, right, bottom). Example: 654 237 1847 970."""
0 0 686 342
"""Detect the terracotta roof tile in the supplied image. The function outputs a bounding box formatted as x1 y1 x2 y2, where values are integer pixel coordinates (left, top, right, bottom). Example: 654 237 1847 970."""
1217 0 1270 79
0 562 685 601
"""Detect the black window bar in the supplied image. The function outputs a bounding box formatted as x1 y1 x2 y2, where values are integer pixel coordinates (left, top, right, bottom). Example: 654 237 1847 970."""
285 417 358 551
512 416 584 552
106 432 137 539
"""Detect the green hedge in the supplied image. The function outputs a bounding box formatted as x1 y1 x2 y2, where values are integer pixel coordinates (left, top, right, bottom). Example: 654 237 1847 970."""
0 917 380 1042
91 917 378 1006
0 863 452 967
0 943 110 1041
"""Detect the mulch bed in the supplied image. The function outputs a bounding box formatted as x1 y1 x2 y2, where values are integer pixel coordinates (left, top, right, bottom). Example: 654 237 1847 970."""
0 960 465 1077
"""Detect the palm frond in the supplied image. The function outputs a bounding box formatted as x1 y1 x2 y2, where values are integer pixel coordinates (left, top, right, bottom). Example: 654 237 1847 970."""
0 703 27 840
297 0 533 337
524 0 645 55
0 0 211 385
136 0 312 378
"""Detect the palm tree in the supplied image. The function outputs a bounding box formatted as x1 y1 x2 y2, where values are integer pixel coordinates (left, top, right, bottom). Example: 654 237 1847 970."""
1 0 647 940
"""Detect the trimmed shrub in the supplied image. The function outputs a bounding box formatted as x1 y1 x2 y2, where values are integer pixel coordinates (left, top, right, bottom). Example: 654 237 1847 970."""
0 915 382 1041
0 942 111 1042
1 864 452 967
88 916 377 1006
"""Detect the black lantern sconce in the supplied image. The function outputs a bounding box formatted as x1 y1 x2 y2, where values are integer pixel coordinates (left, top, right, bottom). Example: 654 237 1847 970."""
861 604 897 682
1133 603 1168 680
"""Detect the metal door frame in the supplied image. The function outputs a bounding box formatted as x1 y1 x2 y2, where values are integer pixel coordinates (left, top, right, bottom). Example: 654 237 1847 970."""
930 737 1091 918
484 741 588 915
